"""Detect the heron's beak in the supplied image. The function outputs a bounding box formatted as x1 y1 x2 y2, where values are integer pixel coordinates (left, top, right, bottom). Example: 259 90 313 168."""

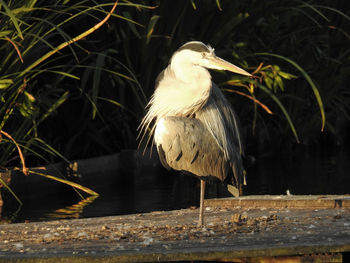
209 56 251 77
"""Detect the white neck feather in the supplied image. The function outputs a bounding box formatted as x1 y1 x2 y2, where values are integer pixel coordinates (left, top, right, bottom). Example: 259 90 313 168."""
151 54 212 115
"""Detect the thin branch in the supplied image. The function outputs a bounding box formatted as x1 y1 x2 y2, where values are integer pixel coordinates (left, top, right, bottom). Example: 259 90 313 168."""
224 89 273 115
251 62 264 75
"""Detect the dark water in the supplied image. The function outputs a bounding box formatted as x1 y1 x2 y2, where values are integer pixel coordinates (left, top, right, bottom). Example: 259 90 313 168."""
1 167 201 223
2 147 350 223
246 146 350 195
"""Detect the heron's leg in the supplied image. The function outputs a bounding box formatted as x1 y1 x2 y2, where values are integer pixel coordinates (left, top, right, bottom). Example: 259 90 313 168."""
198 179 206 226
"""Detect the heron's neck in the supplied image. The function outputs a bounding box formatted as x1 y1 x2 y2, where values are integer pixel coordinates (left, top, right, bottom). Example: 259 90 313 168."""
149 64 211 120
170 59 212 103
170 57 211 84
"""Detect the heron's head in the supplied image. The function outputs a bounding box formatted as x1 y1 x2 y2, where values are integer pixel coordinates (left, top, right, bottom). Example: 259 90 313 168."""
171 41 251 77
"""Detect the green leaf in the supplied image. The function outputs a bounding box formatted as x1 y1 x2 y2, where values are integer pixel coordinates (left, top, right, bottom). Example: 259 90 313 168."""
272 65 281 72
146 15 160 44
216 0 222 11
0 0 24 39
275 75 284 91
264 77 273 90
278 71 297 80
11 7 36 15
24 91 35 102
0 79 13 89
19 99 36 118
0 30 12 37
190 0 197 10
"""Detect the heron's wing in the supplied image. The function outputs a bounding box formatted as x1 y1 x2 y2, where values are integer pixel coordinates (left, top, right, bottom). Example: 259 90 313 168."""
154 116 228 182
195 84 244 189
156 143 171 170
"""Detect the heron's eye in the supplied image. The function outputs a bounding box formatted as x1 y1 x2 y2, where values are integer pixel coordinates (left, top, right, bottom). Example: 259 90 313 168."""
201 52 207 58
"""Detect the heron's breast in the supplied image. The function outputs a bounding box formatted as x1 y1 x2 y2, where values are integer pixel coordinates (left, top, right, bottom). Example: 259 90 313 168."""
154 117 168 145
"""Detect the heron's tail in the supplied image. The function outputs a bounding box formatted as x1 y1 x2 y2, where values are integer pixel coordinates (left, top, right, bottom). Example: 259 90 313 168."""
227 184 240 197
231 160 246 197
226 173 246 197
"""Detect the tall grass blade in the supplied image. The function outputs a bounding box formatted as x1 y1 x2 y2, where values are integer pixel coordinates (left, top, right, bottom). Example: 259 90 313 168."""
256 52 326 132
315 5 350 22
33 138 70 164
0 0 24 39
27 91 70 134
29 170 99 196
0 177 23 205
92 53 105 119
254 81 300 143
18 0 119 78
298 1 330 22
146 15 160 44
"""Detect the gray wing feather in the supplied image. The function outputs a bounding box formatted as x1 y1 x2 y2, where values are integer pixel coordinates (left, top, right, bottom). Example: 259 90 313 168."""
157 144 171 170
155 116 228 182
195 84 244 188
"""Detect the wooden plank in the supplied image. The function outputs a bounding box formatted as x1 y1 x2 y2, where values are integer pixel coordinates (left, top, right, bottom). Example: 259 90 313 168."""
0 198 350 262
205 195 350 209
235 253 343 263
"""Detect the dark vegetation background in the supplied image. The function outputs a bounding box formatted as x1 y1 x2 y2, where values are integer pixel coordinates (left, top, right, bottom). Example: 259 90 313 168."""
1 0 350 200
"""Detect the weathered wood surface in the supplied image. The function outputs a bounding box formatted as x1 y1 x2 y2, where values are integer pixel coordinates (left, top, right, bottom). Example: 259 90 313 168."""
0 195 350 262
205 194 350 209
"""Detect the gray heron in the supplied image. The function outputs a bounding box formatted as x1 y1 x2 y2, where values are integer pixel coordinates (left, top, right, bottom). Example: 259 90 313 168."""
139 41 251 226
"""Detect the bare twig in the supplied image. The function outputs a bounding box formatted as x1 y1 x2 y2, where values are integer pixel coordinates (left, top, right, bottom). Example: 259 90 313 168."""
251 62 264 75
224 89 273 115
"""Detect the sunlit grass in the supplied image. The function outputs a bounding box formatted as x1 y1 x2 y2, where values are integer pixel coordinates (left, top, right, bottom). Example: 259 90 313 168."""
0 0 140 203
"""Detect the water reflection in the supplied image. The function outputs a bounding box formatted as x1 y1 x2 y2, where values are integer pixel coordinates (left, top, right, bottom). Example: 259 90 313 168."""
46 195 98 219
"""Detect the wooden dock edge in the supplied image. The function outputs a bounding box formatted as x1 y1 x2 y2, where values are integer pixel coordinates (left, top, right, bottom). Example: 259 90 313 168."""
204 195 350 209
0 243 348 262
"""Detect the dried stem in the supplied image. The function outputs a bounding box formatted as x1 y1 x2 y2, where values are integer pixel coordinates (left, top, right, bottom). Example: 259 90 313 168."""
0 130 28 175
224 89 273 115
5 36 24 63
